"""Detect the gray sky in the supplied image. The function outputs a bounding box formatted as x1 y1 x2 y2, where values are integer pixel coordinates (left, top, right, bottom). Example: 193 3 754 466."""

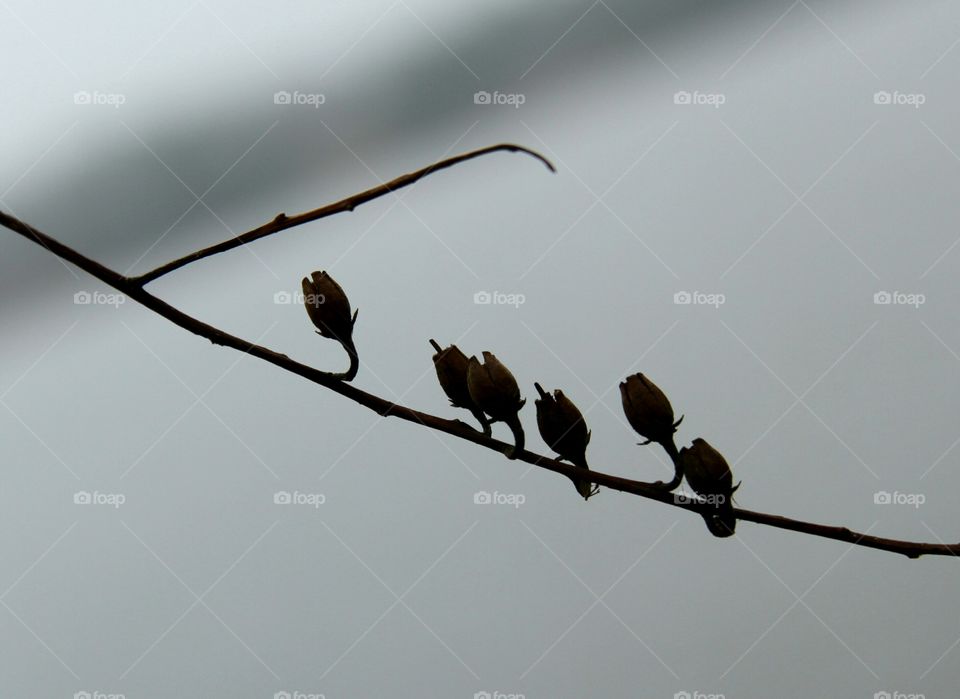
3 1 960 697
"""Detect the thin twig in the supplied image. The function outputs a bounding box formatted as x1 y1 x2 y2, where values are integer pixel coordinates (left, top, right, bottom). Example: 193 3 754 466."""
132 143 555 285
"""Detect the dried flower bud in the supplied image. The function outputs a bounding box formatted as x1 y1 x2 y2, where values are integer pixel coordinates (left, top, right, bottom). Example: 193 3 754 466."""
429 340 490 436
534 383 590 464
679 437 739 537
302 271 359 381
302 271 356 344
534 383 597 500
619 373 682 445
467 352 525 421
467 351 525 458
430 341 474 409
680 438 734 497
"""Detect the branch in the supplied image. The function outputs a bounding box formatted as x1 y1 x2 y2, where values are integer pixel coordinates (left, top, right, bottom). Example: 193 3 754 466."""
132 143 555 284
1 149 955 559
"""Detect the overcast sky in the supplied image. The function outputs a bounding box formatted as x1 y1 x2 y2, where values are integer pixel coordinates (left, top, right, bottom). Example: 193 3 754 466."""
3 1 960 697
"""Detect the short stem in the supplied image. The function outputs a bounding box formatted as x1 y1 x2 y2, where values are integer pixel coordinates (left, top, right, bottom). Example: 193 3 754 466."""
470 408 492 437
334 336 359 382
503 414 525 460
659 437 684 490
636 436 683 491
571 455 597 500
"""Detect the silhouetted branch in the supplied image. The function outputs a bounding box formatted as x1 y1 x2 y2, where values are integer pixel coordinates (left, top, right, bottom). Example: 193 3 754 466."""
1 145 954 560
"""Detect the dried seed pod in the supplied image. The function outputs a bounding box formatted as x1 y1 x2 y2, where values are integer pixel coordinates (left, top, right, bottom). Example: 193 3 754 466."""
467 352 524 421
534 383 597 500
429 339 490 436
302 270 358 381
619 373 682 446
679 438 740 538
467 352 525 458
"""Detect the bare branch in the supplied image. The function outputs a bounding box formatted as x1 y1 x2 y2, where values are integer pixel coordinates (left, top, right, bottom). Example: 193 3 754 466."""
132 143 555 285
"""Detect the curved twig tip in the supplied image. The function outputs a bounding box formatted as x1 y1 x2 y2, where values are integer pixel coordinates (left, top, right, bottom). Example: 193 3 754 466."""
497 143 557 173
